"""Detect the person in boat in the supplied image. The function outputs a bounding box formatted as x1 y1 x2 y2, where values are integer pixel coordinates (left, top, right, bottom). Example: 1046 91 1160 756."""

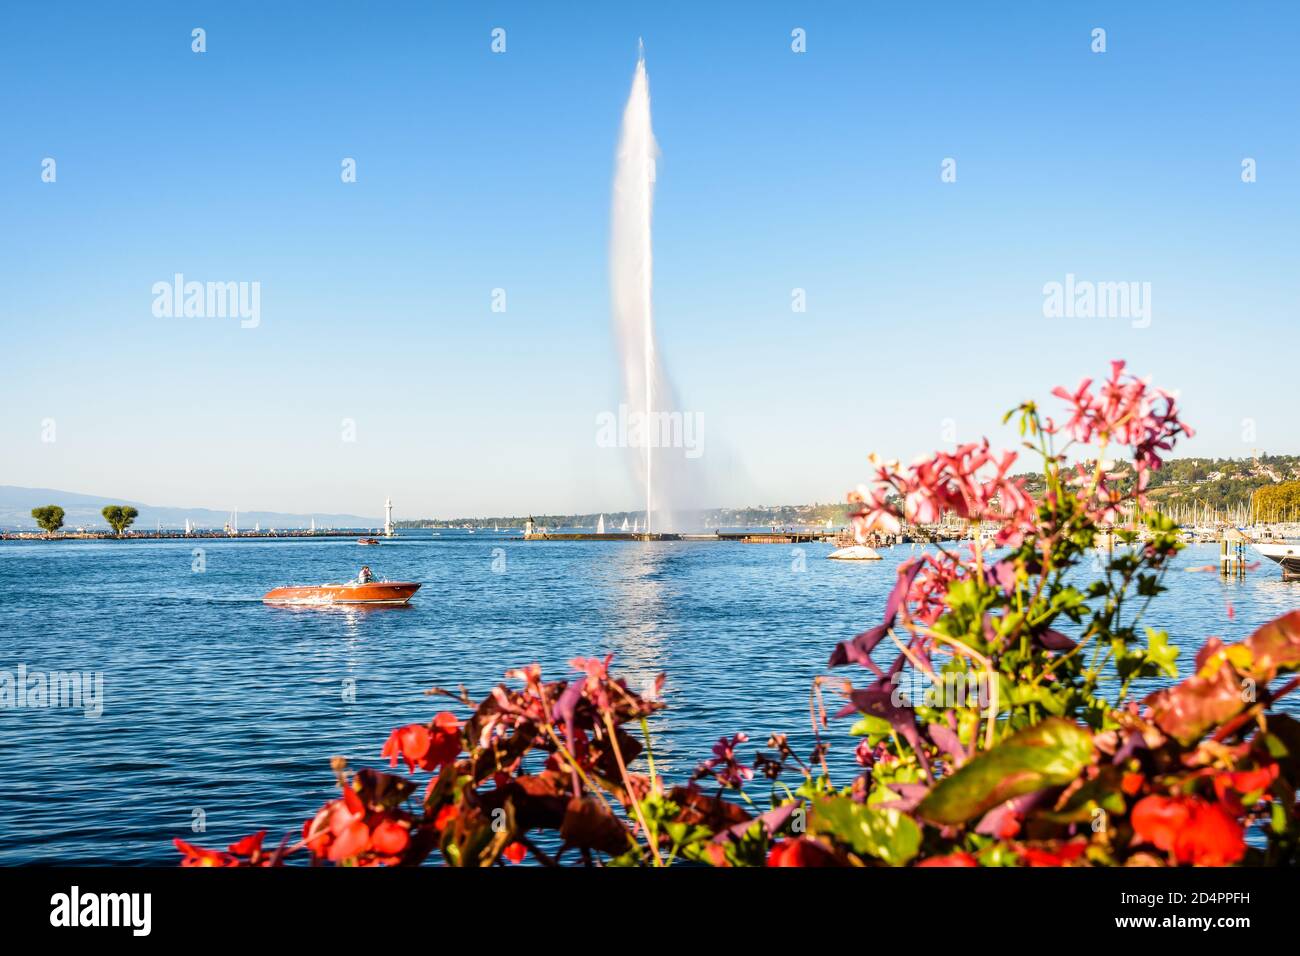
357 565 375 584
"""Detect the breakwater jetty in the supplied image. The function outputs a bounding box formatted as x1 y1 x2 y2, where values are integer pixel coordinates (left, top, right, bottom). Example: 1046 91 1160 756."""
521 530 845 544
1 530 367 542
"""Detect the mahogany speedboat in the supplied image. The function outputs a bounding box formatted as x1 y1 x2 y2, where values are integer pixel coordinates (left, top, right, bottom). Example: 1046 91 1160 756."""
262 581 421 606
358 537 381 545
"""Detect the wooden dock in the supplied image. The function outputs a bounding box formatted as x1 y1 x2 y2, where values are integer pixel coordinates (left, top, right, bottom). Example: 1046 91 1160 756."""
523 532 682 541
718 531 839 544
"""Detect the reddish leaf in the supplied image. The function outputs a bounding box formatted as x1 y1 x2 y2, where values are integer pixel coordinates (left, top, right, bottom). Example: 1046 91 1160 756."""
1245 609 1300 675
559 797 630 855
1144 655 1244 747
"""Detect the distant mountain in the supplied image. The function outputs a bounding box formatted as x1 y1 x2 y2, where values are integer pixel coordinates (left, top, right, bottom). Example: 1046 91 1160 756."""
0 486 379 531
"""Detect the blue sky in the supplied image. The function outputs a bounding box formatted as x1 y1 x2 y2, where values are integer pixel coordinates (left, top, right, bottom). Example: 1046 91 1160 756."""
2 2 1296 519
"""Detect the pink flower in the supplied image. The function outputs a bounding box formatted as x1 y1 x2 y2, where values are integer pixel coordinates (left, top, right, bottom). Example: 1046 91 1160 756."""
1047 361 1193 508
696 732 755 789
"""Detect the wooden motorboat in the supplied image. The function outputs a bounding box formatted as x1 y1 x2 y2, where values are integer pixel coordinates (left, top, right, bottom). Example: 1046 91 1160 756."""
262 581 421 605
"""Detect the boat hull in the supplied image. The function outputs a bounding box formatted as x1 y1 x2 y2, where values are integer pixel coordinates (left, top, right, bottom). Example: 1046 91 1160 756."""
1252 543 1300 580
828 545 882 561
262 582 421 605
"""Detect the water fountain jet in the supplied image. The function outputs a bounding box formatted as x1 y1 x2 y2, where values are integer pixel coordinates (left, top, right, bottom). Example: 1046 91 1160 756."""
611 44 668 536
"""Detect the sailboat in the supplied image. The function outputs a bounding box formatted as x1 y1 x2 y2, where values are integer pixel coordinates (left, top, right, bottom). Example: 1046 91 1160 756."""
633 518 639 533
621 517 629 531
597 514 606 534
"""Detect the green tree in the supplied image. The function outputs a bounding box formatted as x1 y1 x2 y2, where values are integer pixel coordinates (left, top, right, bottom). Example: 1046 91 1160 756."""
1252 481 1300 523
30 505 65 535
101 505 139 536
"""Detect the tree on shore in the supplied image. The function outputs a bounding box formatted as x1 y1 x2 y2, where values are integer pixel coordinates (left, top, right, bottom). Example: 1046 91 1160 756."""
101 505 139 536
1252 480 1300 523
31 505 65 535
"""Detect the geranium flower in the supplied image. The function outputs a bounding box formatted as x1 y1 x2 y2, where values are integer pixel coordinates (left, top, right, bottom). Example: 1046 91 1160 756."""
916 851 978 867
696 732 754 788
1130 795 1245 865
766 838 839 867
1019 840 1088 867
174 838 237 867
175 830 272 867
381 713 462 773
1212 763 1278 814
503 842 527 864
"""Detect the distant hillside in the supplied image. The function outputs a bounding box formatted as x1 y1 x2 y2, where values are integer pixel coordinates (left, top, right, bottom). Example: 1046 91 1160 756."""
1020 455 1300 514
398 456 1300 528
0 486 379 531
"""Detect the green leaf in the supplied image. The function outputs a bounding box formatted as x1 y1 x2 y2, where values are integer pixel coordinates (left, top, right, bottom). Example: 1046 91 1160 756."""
811 796 921 866
849 713 893 738
915 718 1093 825
1142 628 1180 679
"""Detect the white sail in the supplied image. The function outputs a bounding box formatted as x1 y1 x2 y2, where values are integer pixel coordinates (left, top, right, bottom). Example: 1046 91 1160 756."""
597 514 606 534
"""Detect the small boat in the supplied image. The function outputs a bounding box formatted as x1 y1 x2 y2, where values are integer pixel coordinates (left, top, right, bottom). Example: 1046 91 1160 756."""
1253 542 1300 580
262 581 421 605
358 537 380 545
828 545 883 561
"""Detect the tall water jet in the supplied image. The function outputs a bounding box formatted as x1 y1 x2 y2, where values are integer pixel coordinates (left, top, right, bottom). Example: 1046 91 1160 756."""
610 43 667 534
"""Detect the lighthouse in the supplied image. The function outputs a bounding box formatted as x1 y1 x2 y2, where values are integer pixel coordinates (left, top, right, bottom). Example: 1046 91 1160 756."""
384 497 394 537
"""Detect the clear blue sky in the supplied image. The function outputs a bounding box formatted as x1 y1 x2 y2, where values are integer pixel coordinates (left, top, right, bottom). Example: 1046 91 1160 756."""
2 2 1296 519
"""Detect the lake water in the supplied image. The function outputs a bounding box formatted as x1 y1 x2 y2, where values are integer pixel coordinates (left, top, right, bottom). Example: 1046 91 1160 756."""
0 532 1296 864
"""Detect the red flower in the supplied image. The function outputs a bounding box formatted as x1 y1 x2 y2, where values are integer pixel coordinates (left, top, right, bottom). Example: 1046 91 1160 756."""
1019 840 1088 867
175 829 272 867
302 785 412 865
227 830 266 858
433 803 460 832
503 842 527 864
916 851 978 867
1213 763 1278 813
370 819 410 856
382 724 431 773
766 838 839 867
1131 795 1245 866
381 712 462 773
1121 772 1145 796
174 838 236 867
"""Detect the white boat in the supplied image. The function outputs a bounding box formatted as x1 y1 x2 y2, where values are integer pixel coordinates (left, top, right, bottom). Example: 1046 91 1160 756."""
828 545 882 561
1252 541 1300 580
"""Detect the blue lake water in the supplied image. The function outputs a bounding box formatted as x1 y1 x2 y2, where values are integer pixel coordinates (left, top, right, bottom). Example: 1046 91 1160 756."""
0 532 1296 864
